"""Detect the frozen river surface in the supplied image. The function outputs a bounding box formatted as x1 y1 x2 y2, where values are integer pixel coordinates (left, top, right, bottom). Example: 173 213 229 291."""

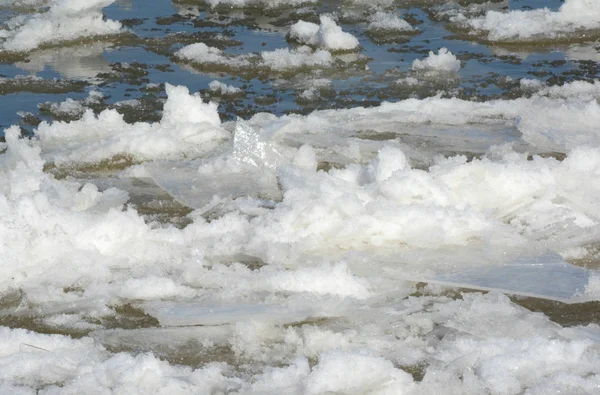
1 0 600 394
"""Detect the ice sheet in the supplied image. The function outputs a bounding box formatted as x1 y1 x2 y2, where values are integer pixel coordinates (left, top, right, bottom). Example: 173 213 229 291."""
143 299 355 327
458 0 600 42
431 254 590 302
147 119 284 209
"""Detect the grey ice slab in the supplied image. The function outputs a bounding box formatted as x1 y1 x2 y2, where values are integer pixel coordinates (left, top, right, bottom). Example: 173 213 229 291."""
143 301 354 327
429 254 590 303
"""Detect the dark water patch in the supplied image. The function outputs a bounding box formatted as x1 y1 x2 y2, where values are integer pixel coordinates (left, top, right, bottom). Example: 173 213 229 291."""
1 0 596 138
133 198 194 229
401 362 428 382
0 51 28 64
0 314 92 339
112 95 165 123
204 254 268 271
99 303 160 330
511 298 600 327
97 327 240 368
0 289 92 338
121 17 146 28
44 154 141 180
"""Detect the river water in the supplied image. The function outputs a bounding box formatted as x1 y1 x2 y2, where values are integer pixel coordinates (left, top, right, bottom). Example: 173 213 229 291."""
1 0 600 394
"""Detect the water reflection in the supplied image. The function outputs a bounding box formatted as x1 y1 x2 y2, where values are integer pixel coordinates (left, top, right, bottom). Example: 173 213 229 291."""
15 41 113 82
565 44 600 62
115 0 132 11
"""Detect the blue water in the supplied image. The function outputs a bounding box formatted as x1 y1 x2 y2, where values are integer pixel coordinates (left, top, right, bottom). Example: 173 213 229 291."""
0 0 596 136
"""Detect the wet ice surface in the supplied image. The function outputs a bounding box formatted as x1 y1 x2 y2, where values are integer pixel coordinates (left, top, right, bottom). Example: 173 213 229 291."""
2 0 600 394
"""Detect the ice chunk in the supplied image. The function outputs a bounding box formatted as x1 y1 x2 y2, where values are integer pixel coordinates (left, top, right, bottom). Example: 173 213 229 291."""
147 119 285 209
289 15 360 51
306 351 415 394
175 42 334 71
209 80 242 95
1 0 122 52
143 300 349 327
412 48 461 73
261 46 333 70
368 11 413 32
430 254 590 302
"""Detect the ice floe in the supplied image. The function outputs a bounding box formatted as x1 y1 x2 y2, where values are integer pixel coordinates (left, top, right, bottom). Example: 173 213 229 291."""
458 0 600 42
288 15 360 52
0 0 122 52
412 48 461 73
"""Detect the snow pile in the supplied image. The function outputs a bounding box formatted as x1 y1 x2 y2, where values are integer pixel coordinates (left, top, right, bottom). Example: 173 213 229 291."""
26 81 600 262
412 48 461 73
239 144 600 261
35 83 227 165
288 15 360 51
460 0 600 42
0 0 123 52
